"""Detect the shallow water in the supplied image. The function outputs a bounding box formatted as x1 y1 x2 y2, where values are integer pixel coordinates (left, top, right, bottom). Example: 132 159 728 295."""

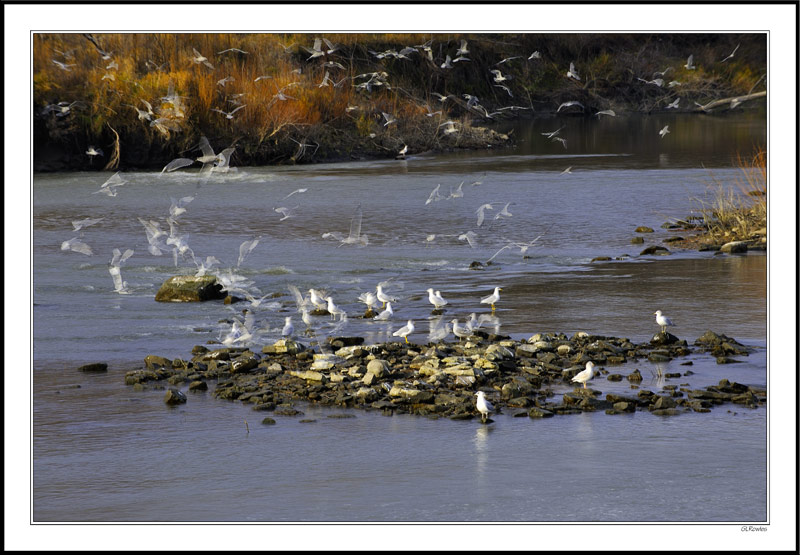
31 112 767 522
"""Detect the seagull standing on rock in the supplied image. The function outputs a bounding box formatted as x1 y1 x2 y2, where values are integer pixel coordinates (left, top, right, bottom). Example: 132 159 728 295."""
427 288 448 310
654 310 675 334
571 361 595 389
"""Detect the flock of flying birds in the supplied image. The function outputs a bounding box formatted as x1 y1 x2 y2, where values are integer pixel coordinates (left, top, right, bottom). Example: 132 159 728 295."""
53 36 696 395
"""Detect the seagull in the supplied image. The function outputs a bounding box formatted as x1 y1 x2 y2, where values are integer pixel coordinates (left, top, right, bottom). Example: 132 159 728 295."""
71 217 104 232
425 184 444 206
161 158 194 173
439 120 458 135
528 51 541 60
428 317 451 343
376 285 397 308
373 302 394 321
109 248 134 294
684 54 696 70
274 206 298 221
358 291 379 311
560 166 573 175
190 47 214 69
86 146 103 158
480 286 502 311
194 255 221 277
282 316 294 338
494 202 512 220
382 112 397 127
52 59 76 71
571 361 595 389
325 296 347 321
432 92 450 103
237 237 260 267
211 105 246 120
308 288 328 311
474 391 494 423
283 187 308 199
169 196 195 220
595 110 616 118
196 136 219 165
458 231 478 248
304 38 326 60
666 98 680 110
216 76 235 87
557 100 584 112
426 288 448 310
466 312 479 332
654 310 675 334
218 48 249 55
61 237 93 256
720 43 739 63
137 218 169 256
254 75 273 82
440 55 453 69
397 144 408 158
659 125 670 138
323 204 368 247
447 181 464 200
456 39 469 56
495 56 521 66
489 69 509 83
92 171 126 196
567 61 581 81
392 320 415 344
541 126 564 138
551 136 567 149
668 80 681 88
451 319 471 342
475 203 495 227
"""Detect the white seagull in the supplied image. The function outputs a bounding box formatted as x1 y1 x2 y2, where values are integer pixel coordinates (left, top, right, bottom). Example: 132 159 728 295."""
376 284 397 308
426 288 448 310
325 296 347 321
480 287 502 311
474 391 494 422
654 310 675 334
684 55 696 70
571 361 595 389
392 320 415 344
567 62 581 81
659 125 670 138
451 318 471 342
282 316 294 338
373 302 394 321
61 237 93 256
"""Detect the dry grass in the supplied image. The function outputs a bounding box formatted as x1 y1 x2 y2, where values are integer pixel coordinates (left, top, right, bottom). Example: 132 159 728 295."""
693 147 766 242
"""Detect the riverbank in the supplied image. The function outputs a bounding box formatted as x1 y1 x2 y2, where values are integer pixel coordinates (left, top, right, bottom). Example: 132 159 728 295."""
34 33 766 172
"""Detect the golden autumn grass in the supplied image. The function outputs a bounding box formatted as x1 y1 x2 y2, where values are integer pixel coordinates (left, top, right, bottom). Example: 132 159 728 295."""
34 33 767 168
690 147 767 245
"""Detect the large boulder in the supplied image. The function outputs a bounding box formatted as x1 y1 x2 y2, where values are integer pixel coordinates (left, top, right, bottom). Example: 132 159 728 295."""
155 275 226 302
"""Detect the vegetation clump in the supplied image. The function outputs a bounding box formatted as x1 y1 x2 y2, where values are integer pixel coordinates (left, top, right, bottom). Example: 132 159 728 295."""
34 33 766 171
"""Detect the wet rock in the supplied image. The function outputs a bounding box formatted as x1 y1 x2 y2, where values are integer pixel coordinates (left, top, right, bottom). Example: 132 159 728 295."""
528 407 554 418
635 226 654 233
627 369 643 382
78 362 108 373
651 331 680 345
648 352 672 363
651 408 681 416
612 401 636 412
716 357 742 364
639 245 670 256
328 336 365 348
652 396 678 410
630 237 644 244
155 275 226 302
145 355 172 370
591 256 612 262
469 261 484 269
261 417 277 425
720 241 748 254
164 388 187 405
275 407 304 416
663 236 684 243
698 244 721 252
606 373 624 381
188 380 208 391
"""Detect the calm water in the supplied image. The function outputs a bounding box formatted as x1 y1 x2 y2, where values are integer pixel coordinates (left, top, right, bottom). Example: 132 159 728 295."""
31 112 767 522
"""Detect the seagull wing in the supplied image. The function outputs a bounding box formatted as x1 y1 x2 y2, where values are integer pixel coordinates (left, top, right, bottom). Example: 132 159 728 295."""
348 204 363 241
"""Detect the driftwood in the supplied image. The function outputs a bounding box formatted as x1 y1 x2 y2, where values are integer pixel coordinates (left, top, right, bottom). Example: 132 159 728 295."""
103 123 120 171
693 90 766 112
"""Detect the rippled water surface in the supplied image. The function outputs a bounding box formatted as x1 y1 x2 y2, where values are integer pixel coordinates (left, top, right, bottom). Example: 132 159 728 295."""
32 113 767 522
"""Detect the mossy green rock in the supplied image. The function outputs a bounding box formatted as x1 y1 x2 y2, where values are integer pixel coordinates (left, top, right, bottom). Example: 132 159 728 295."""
155 275 226 302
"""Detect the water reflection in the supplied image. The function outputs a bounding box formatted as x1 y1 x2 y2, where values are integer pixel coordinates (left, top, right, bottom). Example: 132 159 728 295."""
473 424 491 483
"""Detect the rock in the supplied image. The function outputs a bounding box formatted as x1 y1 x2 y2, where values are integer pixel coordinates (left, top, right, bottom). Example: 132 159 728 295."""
155 275 226 302
144 355 172 370
188 380 208 391
328 336 365 348
164 388 187 405
648 352 672 363
528 407 554 418
612 401 636 412
639 245 670 256
630 237 644 244
469 261 484 269
652 396 678 410
720 241 748 254
607 374 623 381
78 362 108 373
716 357 742 364
261 417 277 425
635 226 654 233
366 359 390 378
591 256 612 262
626 369 643 382
651 408 681 416
698 244 721 251
663 236 684 243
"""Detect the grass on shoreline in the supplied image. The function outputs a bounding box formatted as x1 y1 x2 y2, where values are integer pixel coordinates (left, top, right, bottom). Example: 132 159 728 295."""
687 147 767 246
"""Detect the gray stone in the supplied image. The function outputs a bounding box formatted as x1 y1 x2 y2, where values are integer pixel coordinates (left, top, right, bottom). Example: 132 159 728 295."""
78 362 108 373
720 241 748 254
164 388 187 405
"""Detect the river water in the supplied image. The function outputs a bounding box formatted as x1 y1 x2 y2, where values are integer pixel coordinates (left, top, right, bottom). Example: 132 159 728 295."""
31 112 768 523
